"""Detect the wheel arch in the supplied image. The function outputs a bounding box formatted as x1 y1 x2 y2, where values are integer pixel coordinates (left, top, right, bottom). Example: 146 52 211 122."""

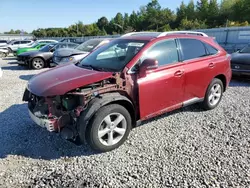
214 74 227 92
78 92 136 143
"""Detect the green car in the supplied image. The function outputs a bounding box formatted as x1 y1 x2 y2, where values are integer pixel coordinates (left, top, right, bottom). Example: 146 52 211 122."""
16 43 47 56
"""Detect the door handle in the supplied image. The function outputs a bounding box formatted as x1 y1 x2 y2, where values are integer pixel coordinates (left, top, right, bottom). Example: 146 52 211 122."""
174 70 184 77
209 62 215 68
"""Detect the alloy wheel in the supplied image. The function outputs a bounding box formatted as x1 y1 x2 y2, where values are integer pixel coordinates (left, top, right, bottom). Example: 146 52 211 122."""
208 83 222 106
98 113 127 146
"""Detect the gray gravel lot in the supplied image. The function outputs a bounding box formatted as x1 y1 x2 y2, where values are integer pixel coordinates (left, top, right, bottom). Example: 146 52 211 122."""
0 57 249 188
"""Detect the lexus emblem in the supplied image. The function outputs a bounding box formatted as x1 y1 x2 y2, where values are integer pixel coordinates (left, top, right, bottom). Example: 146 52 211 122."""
235 65 240 69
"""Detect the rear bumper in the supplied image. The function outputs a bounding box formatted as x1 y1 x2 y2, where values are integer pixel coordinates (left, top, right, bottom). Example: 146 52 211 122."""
28 109 58 132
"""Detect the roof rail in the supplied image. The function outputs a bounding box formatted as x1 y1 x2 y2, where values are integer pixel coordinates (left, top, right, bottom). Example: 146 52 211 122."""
121 32 161 37
121 31 208 38
157 31 208 37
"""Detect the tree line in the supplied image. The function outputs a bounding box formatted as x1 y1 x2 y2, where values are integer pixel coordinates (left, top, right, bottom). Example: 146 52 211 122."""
5 0 250 37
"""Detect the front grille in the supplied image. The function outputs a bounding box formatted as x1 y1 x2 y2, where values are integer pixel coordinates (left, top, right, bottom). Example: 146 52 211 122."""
17 55 28 62
53 56 62 63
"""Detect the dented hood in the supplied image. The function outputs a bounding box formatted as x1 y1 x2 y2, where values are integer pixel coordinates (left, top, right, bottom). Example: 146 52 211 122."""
28 63 113 97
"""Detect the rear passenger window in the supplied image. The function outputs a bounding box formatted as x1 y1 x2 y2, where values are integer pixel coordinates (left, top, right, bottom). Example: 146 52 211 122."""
204 43 218 55
179 39 207 61
142 39 179 66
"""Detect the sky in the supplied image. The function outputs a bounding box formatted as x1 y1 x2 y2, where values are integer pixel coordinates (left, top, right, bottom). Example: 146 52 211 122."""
0 0 197 33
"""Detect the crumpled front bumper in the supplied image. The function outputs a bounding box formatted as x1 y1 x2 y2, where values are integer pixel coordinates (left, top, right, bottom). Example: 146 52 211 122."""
28 109 57 132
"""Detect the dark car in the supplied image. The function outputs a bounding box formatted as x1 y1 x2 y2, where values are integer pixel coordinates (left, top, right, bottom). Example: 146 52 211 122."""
23 32 231 152
17 42 78 69
52 38 111 66
231 44 250 76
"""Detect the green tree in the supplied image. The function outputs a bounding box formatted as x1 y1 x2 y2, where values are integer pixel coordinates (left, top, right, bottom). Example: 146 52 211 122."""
196 0 209 21
186 0 196 20
97 16 109 31
207 0 220 27
176 1 187 27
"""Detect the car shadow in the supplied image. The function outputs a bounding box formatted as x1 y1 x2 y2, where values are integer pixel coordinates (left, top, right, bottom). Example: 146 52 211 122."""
1 65 29 71
2 57 17 60
139 103 203 127
19 74 36 81
0 104 95 160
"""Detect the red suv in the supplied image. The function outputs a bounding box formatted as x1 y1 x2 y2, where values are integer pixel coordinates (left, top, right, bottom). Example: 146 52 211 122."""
23 32 232 152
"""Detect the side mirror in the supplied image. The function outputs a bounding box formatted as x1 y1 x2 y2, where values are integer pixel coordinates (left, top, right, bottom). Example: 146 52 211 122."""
50 48 55 52
139 58 158 78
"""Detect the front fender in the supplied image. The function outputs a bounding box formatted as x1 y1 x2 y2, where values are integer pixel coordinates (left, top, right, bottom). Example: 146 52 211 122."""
77 92 134 143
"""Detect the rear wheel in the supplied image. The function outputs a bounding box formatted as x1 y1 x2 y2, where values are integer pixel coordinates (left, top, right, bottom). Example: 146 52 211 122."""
31 57 45 70
202 78 224 110
84 104 132 152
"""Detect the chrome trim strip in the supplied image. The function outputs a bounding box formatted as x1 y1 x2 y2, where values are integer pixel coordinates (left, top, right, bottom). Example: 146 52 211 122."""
183 97 204 107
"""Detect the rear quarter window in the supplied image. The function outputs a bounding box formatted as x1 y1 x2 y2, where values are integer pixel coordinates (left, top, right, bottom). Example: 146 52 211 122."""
203 42 218 55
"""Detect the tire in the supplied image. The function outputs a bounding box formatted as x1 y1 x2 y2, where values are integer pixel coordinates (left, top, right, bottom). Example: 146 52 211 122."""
31 57 45 70
201 78 224 110
85 104 132 152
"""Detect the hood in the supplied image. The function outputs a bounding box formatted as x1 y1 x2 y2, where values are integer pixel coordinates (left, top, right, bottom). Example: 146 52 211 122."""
54 48 88 57
28 63 113 97
231 52 250 65
18 50 40 57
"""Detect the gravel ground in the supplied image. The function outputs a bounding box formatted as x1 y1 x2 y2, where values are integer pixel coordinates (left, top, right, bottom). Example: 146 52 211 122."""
0 57 249 188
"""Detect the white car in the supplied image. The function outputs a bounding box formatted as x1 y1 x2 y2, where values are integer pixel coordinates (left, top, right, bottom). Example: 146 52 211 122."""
0 39 34 53
0 40 8 47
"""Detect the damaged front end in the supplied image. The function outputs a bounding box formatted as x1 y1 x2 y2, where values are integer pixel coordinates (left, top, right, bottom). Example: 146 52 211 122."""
22 75 128 143
23 88 85 141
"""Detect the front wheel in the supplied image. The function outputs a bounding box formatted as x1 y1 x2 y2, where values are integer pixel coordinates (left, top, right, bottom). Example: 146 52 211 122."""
84 104 132 152
202 78 224 110
31 57 45 70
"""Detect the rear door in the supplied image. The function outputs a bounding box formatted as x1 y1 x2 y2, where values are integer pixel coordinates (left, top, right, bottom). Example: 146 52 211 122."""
138 39 185 120
178 38 220 102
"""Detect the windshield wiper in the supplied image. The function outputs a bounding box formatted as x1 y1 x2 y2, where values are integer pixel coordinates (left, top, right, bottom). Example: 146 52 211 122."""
79 64 104 71
79 64 116 72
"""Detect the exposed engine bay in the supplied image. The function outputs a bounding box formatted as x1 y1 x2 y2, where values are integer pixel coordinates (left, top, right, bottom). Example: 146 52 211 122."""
23 73 132 142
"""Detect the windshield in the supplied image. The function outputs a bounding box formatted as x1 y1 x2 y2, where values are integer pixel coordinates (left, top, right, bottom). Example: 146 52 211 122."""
78 39 148 72
39 43 56 52
76 39 104 52
239 45 250 53
30 42 39 47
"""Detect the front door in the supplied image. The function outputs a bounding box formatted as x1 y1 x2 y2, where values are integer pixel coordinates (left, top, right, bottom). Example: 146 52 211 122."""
137 39 185 120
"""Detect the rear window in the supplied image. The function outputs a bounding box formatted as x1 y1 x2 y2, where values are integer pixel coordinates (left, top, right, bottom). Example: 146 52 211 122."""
179 39 207 61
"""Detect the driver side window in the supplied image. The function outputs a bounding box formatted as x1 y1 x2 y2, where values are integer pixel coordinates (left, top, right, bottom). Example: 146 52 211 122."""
141 39 179 67
131 39 179 72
